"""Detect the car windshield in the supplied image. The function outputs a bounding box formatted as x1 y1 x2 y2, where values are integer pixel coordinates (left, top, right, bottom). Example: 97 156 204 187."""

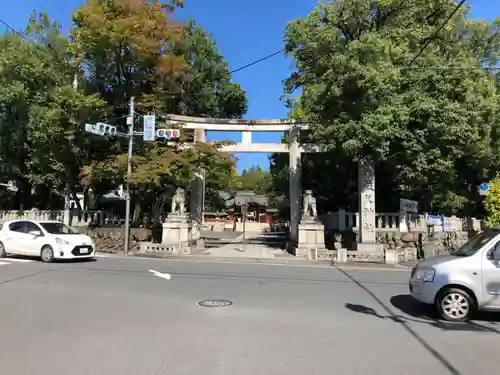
39 222 78 235
450 228 500 257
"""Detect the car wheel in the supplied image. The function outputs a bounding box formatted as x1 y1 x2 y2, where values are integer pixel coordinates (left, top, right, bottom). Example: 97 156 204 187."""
0 242 6 258
40 245 55 263
436 287 475 322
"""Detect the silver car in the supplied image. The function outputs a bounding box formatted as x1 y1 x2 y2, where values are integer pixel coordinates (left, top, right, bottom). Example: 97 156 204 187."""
409 227 500 322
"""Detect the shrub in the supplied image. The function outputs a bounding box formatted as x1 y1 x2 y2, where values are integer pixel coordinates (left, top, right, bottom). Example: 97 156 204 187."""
484 176 500 227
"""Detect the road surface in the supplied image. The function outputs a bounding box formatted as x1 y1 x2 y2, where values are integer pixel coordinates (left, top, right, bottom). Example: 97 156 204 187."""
1 256 500 375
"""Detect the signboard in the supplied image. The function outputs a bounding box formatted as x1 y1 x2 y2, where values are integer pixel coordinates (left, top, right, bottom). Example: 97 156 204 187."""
478 182 489 196
426 214 444 234
400 198 418 212
85 123 97 133
143 115 156 141
426 214 443 226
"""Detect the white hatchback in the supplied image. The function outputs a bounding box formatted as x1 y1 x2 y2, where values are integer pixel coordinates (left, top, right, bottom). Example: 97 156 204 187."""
0 220 95 263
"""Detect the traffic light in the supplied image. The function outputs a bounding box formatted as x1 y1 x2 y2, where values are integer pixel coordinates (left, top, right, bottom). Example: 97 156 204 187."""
85 122 117 137
155 128 180 141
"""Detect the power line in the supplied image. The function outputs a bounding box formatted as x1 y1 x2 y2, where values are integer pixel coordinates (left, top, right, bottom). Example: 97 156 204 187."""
409 0 467 66
229 49 285 74
53 0 66 15
0 18 24 38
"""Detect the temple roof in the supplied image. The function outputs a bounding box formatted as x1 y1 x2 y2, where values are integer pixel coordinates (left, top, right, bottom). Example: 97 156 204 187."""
221 191 268 207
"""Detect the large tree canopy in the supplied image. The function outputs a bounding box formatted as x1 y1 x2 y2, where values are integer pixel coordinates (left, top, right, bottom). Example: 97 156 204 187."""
165 19 247 118
71 0 247 217
0 1 248 218
0 12 105 208
278 0 500 215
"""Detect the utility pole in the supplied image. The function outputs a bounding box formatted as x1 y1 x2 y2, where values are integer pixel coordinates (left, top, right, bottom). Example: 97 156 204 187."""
124 96 134 255
63 72 79 226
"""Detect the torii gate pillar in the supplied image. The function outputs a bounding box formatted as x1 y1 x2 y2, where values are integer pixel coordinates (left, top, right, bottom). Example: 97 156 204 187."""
190 128 205 223
289 125 301 243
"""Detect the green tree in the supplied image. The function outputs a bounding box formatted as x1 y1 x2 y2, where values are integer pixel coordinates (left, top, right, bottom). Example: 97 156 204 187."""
165 19 247 118
72 0 186 112
281 0 500 215
71 1 248 218
236 166 271 193
0 12 105 209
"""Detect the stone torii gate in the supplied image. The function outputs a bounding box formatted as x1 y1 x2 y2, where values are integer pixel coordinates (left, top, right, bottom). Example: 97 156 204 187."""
164 114 380 252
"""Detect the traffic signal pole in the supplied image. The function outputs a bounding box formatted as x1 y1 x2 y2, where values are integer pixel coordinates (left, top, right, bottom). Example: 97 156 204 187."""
83 100 180 255
63 72 79 226
124 96 134 256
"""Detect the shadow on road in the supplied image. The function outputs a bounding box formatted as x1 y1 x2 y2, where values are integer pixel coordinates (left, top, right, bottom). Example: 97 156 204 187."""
346 296 500 334
390 294 500 334
337 266 462 375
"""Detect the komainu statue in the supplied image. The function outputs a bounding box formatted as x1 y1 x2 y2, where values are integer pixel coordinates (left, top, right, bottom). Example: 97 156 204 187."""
302 190 317 217
171 188 186 215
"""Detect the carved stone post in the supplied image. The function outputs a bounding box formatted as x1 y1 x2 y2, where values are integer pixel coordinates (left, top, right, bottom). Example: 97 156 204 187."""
356 159 383 252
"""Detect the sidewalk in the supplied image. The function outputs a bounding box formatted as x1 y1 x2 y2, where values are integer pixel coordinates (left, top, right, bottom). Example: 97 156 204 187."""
96 250 410 270
398 260 418 269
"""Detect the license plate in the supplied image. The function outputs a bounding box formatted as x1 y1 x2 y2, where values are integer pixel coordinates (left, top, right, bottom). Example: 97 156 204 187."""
80 247 89 254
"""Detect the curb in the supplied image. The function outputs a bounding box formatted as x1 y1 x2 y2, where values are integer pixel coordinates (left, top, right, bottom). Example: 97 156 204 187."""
95 252 410 271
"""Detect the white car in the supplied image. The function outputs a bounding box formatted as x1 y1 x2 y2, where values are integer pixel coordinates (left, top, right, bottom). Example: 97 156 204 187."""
0 220 96 263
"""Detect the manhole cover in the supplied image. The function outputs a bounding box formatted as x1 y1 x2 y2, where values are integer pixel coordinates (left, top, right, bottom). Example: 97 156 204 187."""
198 299 233 308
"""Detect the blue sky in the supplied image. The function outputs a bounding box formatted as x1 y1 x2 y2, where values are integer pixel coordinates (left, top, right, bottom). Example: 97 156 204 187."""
1 0 498 173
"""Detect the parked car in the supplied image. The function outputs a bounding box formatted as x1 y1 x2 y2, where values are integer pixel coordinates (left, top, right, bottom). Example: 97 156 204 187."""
0 220 95 263
409 227 500 322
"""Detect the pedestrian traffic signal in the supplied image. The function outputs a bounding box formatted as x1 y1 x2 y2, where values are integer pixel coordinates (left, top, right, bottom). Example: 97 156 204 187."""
156 128 180 141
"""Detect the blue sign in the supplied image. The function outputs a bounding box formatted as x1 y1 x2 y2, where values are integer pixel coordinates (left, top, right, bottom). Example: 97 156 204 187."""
478 182 489 196
427 215 443 226
143 115 156 141
426 214 444 232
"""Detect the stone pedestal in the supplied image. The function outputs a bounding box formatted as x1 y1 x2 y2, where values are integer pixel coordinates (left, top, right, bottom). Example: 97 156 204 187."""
293 216 327 258
162 214 192 255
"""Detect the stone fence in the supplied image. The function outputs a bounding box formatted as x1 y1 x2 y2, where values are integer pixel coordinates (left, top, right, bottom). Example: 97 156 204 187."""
0 209 484 234
319 210 484 233
0 210 126 227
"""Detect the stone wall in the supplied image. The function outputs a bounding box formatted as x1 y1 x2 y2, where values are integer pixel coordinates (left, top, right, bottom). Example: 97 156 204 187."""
422 231 472 258
325 229 473 257
77 227 152 254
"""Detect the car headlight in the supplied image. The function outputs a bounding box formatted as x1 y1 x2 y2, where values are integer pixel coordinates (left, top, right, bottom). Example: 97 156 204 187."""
55 237 70 246
415 268 435 282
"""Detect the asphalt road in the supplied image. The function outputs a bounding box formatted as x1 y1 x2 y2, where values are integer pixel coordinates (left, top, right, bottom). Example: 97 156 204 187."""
1 256 500 375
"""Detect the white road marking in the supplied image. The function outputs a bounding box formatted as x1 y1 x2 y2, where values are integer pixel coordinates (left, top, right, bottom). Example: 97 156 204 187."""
6 258 34 263
149 269 172 280
0 261 11 265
